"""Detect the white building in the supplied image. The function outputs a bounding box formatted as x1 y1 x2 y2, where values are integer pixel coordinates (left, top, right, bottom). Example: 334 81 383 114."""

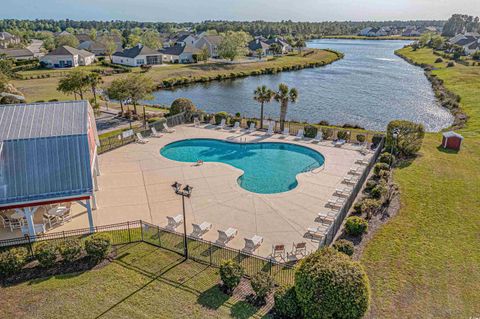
112 44 162 66
40 46 95 68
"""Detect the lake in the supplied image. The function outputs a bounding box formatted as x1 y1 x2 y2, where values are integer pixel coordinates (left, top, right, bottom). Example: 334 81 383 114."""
148 39 453 131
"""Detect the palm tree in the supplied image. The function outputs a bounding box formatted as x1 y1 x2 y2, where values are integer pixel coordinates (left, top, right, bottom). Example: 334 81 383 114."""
274 83 298 131
253 85 274 129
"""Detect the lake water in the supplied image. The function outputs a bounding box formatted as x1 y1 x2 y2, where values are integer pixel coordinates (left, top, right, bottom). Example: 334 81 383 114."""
148 39 453 131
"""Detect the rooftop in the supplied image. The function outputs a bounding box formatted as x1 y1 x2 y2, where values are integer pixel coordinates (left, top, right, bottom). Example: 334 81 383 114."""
113 44 160 58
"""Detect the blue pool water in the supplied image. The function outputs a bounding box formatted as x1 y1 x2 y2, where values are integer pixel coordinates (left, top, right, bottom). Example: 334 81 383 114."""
160 139 325 194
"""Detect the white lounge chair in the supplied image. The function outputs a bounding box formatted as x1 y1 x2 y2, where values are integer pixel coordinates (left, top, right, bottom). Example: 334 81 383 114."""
317 211 337 224
217 227 238 244
166 214 183 230
355 158 370 166
151 127 163 138
194 117 200 127
349 166 363 175
334 139 346 147
313 131 323 143
216 119 226 129
162 122 175 133
295 129 304 140
307 226 327 239
192 222 212 238
327 197 346 209
266 122 275 135
136 133 149 144
244 235 263 252
343 175 359 185
281 127 289 138
335 187 352 197
232 121 240 131
247 122 256 133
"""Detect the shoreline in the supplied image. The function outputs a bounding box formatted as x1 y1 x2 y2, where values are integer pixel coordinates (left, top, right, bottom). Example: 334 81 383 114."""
316 35 419 41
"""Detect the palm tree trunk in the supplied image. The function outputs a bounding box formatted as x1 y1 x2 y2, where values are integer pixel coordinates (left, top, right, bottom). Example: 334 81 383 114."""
279 101 288 131
133 102 138 115
92 85 97 105
79 89 84 100
260 102 264 129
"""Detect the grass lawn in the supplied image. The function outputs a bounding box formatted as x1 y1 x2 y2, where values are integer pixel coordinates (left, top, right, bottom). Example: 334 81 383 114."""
361 47 480 318
0 243 270 319
12 50 340 103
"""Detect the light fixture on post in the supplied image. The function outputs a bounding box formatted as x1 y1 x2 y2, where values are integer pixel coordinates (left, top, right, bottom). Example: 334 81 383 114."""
390 128 400 168
171 181 193 259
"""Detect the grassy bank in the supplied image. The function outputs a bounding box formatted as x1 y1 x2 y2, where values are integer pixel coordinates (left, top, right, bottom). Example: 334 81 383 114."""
361 47 480 318
0 243 270 319
12 49 341 103
318 35 419 41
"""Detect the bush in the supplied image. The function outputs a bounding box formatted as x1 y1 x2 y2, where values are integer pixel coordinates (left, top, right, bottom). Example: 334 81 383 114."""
333 239 355 256
365 179 378 193
374 162 390 176
345 216 368 236
321 127 333 140
371 134 383 148
84 233 111 262
147 116 163 124
356 134 366 143
219 260 244 294
435 57 443 63
353 201 363 214
361 198 382 219
337 130 349 140
295 248 370 319
273 285 301 319
35 241 57 268
378 152 395 165
251 272 274 303
246 119 257 128
0 247 28 277
303 125 317 138
370 183 388 199
57 239 82 263
386 120 425 157
214 112 229 125
170 98 196 115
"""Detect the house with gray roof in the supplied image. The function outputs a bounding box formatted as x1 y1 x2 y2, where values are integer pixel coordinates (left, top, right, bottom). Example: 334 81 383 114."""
0 48 34 61
194 35 223 58
160 44 199 63
112 44 162 66
248 39 271 57
40 45 95 68
0 32 21 49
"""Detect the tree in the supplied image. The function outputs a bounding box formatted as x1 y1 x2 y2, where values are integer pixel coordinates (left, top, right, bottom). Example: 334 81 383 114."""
199 45 210 63
42 34 56 51
170 98 196 115
106 77 130 115
253 85 274 129
86 72 103 105
295 39 306 53
0 54 14 77
141 30 162 49
219 260 244 294
274 83 298 131
124 73 156 115
386 120 425 157
89 28 97 41
295 248 370 319
57 70 89 100
55 34 79 48
218 31 250 61
270 43 282 55
255 48 263 60
0 71 8 91
430 34 445 50
101 36 117 61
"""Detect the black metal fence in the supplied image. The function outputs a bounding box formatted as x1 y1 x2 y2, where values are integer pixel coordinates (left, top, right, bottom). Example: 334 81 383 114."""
320 137 385 246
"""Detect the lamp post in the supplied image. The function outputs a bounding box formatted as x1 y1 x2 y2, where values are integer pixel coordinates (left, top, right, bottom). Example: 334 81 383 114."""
390 128 400 168
171 182 193 259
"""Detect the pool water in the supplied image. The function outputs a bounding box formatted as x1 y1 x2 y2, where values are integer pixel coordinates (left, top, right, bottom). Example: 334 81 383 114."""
160 139 325 194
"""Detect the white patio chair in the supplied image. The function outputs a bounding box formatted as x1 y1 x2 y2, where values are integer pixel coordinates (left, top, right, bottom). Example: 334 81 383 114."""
151 127 163 138
335 187 352 197
327 197 346 209
272 244 286 260
295 129 304 140
43 213 59 228
136 132 149 144
355 158 370 166
317 211 337 224
313 131 323 143
306 226 325 239
217 227 238 244
247 122 256 133
166 214 183 230
266 122 275 135
289 242 307 258
334 139 346 147
232 121 240 131
216 119 226 129
281 127 290 138
192 222 212 238
244 235 263 252
162 122 175 133
343 175 359 185
349 166 363 175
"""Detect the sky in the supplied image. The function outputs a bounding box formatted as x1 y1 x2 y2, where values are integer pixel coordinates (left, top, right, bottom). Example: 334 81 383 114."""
1 0 480 22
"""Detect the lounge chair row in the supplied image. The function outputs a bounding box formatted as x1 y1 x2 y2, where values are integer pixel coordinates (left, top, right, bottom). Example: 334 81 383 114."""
166 215 263 253
136 124 176 144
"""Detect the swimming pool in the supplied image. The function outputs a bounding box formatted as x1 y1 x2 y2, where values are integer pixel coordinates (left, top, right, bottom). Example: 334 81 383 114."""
160 139 325 194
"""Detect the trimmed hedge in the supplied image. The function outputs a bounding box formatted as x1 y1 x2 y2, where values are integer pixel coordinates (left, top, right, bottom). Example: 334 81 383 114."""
85 233 111 262
295 248 370 319
0 247 28 277
303 125 317 138
57 239 82 263
333 239 355 256
35 241 57 268
345 216 368 236
214 112 229 125
273 285 301 319
378 152 395 165
374 162 390 176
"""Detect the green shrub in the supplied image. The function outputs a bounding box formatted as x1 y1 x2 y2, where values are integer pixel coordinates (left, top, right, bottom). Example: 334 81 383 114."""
246 119 257 128
361 198 382 219
447 61 455 67
273 285 301 319
435 57 443 63
333 239 355 256
303 125 317 138
321 127 333 139
378 152 395 165
251 272 274 303
337 130 349 140
353 201 363 214
219 259 244 294
0 247 28 277
345 216 368 236
35 241 57 268
374 162 390 176
386 120 425 157
170 98 196 115
370 183 388 199
371 134 383 148
295 248 370 319
365 179 378 193
57 239 82 263
214 112 229 125
84 233 111 262
356 134 366 143
147 117 163 124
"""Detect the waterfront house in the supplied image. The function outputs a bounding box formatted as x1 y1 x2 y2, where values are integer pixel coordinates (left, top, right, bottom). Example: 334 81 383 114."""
40 46 95 68
0 48 35 60
160 44 199 63
265 37 292 54
448 33 480 55
194 35 223 58
0 31 21 49
112 44 162 66
248 39 271 56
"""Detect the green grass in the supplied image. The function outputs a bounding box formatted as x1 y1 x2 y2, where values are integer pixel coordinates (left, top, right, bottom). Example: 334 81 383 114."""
361 47 480 318
0 243 270 319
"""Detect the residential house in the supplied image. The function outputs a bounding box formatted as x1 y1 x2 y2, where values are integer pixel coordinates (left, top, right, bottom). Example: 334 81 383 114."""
358 27 373 36
402 27 421 37
358 27 388 37
112 44 162 66
75 34 93 43
78 39 122 56
160 44 199 63
449 33 480 55
0 32 21 49
194 35 223 58
40 46 95 68
248 39 271 57
0 48 35 60
265 37 292 54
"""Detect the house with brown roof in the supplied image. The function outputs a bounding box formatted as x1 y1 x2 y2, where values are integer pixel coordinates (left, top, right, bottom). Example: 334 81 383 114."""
40 46 95 68
0 32 21 49
194 35 223 58
160 44 199 63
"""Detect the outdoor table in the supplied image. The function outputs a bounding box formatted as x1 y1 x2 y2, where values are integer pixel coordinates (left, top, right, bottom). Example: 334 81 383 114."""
10 210 25 220
48 207 68 217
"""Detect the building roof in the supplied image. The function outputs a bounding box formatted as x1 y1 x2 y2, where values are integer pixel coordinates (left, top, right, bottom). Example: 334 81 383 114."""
113 44 160 58
78 49 95 58
467 41 480 51
75 34 92 43
160 44 194 56
0 101 96 208
0 32 15 40
45 45 92 57
0 48 34 58
202 35 223 46
443 131 464 139
248 39 270 51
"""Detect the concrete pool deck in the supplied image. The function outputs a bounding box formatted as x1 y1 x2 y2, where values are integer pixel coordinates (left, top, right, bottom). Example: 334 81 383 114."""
1 124 372 258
